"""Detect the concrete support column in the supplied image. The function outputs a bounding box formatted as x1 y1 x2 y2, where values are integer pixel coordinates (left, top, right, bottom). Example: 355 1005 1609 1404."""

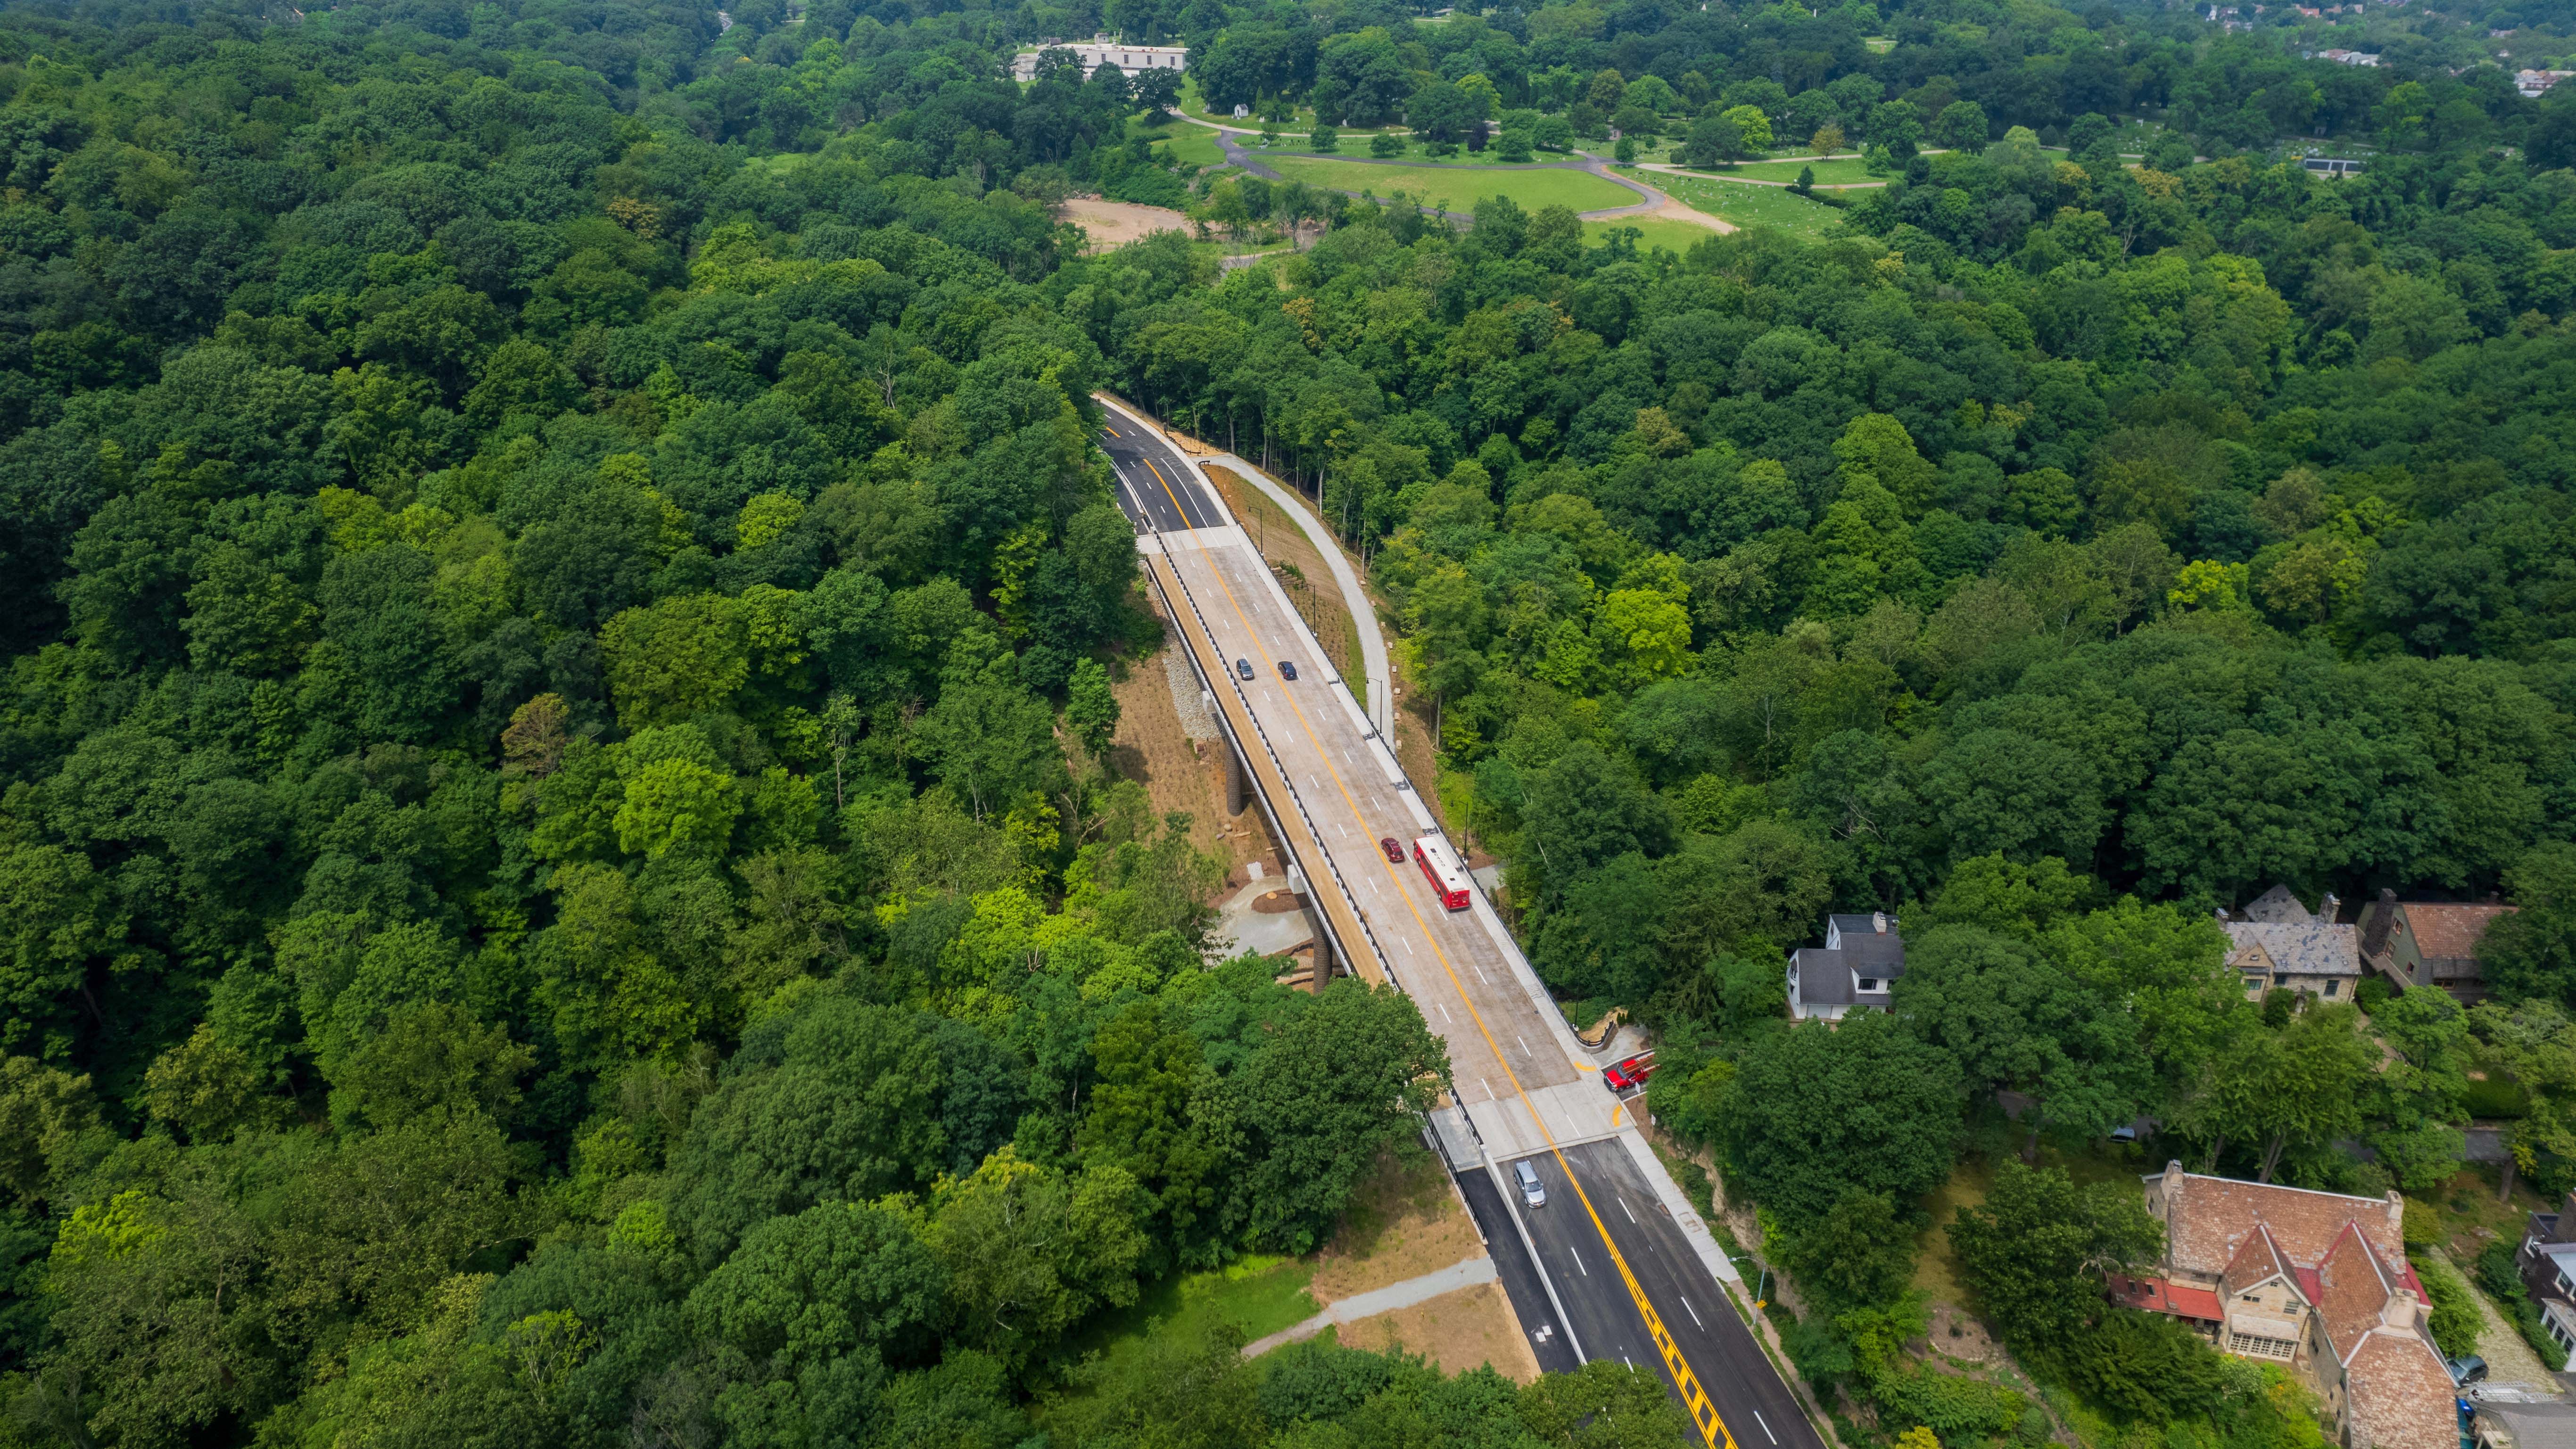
1223 739 1247 817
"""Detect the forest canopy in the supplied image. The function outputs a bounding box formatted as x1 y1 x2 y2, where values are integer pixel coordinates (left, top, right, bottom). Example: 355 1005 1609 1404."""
0 0 2571 1443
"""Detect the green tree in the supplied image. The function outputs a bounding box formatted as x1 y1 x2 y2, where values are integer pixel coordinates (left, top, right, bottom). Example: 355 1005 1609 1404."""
2485 842 2576 1007
1208 980 1448 1253
1066 657 1122 761
2181 1004 2377 1182
1895 925 2148 1157
922 1149 1148 1367
600 593 754 730
1722 1012 1963 1221
1950 1159 2161 1346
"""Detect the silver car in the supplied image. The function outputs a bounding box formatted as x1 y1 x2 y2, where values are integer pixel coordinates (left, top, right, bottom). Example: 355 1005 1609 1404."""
1514 1160 1546 1209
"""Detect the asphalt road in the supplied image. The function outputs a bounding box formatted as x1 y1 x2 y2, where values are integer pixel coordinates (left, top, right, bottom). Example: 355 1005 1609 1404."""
1099 416 1221 532
1512 1142 1821 1449
1453 1159 1585 1376
1097 406 1816 1449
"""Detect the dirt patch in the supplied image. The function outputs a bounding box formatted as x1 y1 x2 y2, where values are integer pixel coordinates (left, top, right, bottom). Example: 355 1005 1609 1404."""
1623 175 1738 234
1310 1153 1487 1304
1109 615 1279 888
1249 889 1310 914
1335 1283 1541 1383
1061 195 1195 252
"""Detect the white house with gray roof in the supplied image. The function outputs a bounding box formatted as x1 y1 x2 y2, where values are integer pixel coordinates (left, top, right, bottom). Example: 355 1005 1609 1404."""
1786 911 1904 1021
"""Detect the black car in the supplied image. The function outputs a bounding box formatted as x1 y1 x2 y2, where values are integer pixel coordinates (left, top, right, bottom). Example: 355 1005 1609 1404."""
1235 658 1253 680
1278 660 1298 680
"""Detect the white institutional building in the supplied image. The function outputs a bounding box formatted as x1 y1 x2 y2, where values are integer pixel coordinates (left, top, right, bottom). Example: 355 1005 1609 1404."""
1010 38 1187 82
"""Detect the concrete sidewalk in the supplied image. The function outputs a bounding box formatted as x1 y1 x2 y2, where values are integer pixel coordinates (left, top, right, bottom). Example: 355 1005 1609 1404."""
1196 449 1396 740
1244 1256 1500 1357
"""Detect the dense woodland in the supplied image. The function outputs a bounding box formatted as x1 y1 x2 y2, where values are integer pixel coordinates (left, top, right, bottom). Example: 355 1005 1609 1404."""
0 0 2574 1444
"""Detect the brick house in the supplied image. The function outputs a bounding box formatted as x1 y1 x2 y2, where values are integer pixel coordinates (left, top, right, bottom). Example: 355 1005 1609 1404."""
2359 889 2517 1002
2114 1164 2455 1449
2516 1191 2576 1357
1785 911 1903 1021
2224 886 2362 1002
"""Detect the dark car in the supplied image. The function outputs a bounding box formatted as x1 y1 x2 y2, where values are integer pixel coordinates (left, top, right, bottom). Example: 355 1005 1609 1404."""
1235 659 1253 680
1379 837 1404 863
1279 660 1298 680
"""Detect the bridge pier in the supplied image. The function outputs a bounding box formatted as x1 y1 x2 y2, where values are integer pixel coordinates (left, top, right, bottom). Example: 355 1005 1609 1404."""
1222 733 1247 817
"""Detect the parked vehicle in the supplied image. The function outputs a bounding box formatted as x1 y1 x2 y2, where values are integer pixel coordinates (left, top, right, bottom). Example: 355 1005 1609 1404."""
1514 1159 1546 1208
1603 1054 1657 1094
2449 1356 2487 1386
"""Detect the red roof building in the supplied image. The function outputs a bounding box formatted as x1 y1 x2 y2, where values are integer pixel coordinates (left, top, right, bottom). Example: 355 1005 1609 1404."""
2135 1163 2454 1449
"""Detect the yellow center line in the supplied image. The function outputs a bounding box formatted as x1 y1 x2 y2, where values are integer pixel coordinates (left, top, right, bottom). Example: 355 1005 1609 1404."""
1141 457 1204 531
1131 440 1736 1449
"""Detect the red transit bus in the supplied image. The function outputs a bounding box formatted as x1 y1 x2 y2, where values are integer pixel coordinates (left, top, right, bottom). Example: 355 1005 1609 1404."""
1412 835 1473 912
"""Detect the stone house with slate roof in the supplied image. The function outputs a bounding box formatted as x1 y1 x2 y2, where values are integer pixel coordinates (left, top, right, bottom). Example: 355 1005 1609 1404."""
1785 911 1903 1021
2223 885 2362 1003
2113 1164 2454 1449
2359 888 2517 1003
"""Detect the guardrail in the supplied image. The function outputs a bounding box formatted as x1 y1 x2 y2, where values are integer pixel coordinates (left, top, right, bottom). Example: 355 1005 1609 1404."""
1135 522 1404 993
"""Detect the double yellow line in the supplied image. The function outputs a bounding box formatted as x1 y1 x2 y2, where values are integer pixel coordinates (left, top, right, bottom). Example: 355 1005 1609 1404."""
1127 443 1736 1449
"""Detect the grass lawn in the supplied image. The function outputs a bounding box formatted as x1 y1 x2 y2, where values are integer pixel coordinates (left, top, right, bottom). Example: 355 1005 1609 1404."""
1065 1254 1319 1379
2411 1160 2551 1266
1684 156 1882 185
1150 125 1227 169
1585 215 1726 254
1266 156 1637 214
1636 173 1845 237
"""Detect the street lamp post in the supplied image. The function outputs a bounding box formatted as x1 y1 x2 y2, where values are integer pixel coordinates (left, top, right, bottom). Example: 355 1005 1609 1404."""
1730 1254 1769 1309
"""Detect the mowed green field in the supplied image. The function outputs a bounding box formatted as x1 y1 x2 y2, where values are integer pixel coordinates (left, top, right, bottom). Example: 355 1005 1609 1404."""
1585 215 1728 254
1643 173 1846 237
1691 156 1881 185
1265 156 1639 214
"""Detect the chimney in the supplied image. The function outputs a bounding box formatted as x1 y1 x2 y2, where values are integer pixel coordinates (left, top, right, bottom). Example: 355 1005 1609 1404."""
2556 1192 2576 1245
2321 891 2341 922
2361 888 2396 958
1872 911 1887 934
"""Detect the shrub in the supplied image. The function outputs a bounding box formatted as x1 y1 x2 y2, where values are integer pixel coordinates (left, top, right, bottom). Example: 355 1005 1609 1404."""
2411 1252 2481 1359
2477 1238 2569 1370
1369 132 1404 157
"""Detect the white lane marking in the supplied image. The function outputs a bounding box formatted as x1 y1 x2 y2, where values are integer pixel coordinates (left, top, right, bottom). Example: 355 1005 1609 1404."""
1479 1077 1492 1100
1755 1413 1777 1445
1619 1197 1635 1225
1438 1004 1453 1023
1623 1355 1634 1370
1402 939 1412 955
1516 1034 1530 1055
1569 1245 1587 1276
1679 1296 1702 1328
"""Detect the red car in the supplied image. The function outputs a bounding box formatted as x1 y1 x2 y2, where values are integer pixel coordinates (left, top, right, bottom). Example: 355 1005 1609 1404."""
1379 837 1404 863
1602 1054 1657 1094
